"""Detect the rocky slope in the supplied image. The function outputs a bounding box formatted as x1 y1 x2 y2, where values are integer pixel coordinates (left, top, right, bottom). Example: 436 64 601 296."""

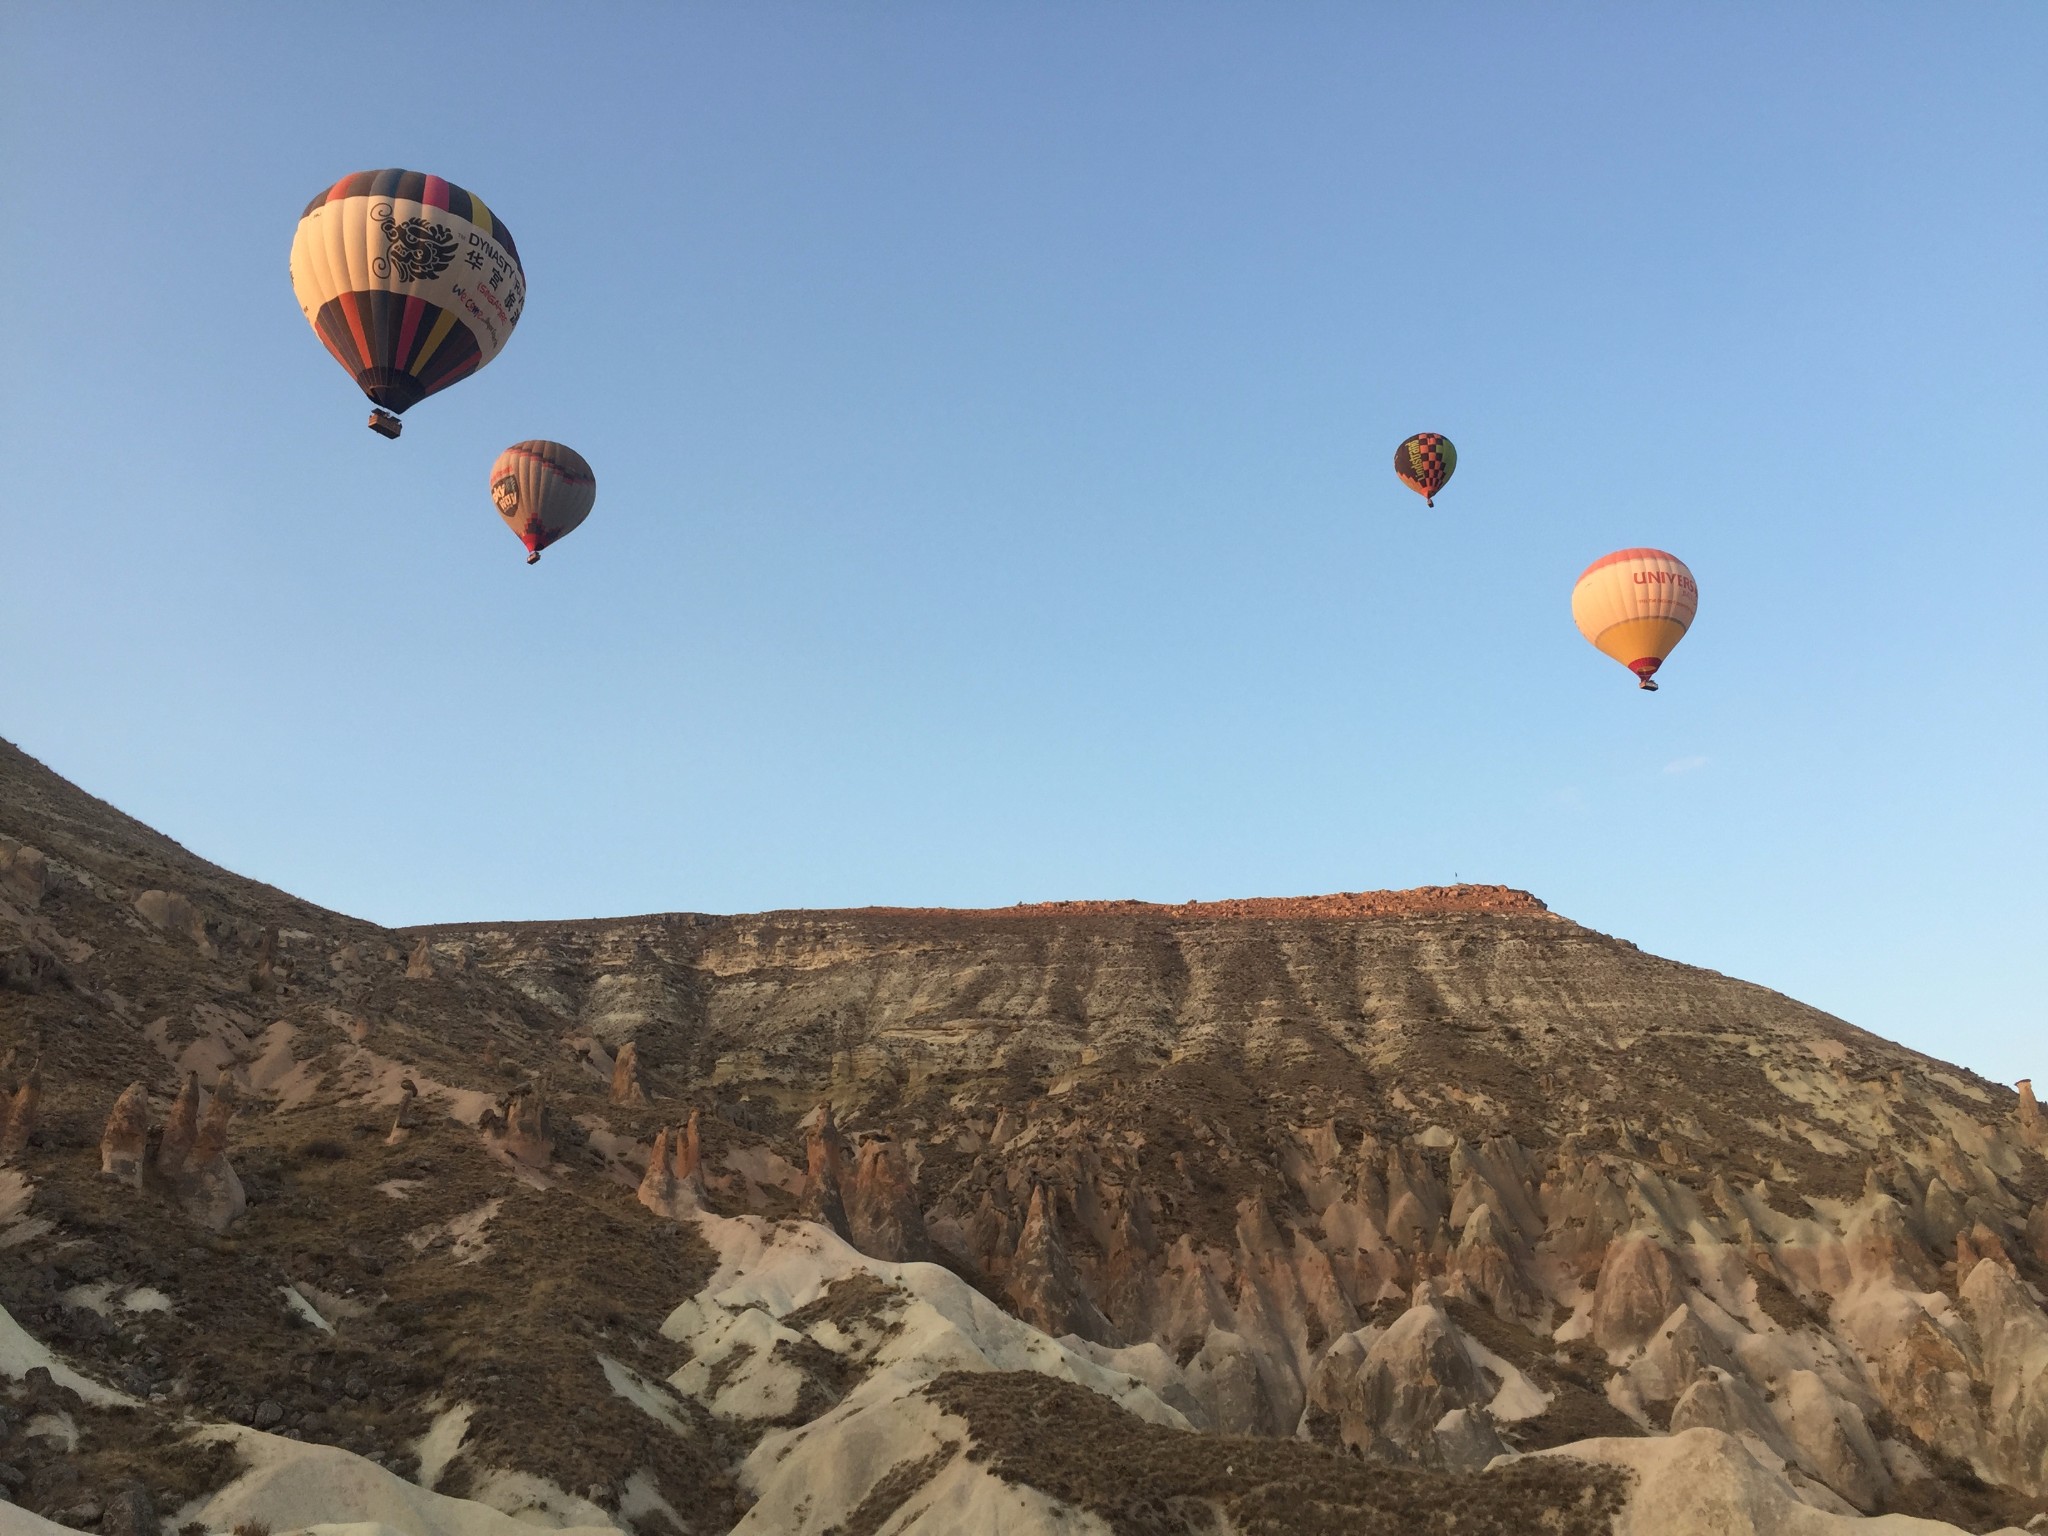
2 734 2046 1535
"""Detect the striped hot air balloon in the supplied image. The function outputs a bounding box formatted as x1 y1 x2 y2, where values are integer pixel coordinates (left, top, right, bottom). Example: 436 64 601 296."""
490 441 595 564
290 170 525 438
1571 548 1698 691
1394 433 1456 506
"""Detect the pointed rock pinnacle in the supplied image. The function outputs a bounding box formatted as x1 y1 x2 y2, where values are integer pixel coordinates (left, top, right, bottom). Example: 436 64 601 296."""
100 1082 149 1186
611 1041 649 1105
0 1059 40 1161
156 1071 203 1179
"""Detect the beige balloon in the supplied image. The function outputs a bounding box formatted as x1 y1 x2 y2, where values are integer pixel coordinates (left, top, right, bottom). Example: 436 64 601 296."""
1572 548 1697 690
490 441 596 565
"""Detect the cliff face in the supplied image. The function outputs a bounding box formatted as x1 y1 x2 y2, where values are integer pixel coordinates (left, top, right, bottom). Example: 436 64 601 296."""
418 900 2048 1499
3 734 2046 1536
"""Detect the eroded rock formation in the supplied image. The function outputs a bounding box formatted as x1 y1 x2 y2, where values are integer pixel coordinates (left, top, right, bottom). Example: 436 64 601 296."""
1960 1257 2048 1498
845 1133 931 1263
1304 1284 1506 1469
637 1111 705 1218
801 1102 852 1237
638 1124 679 1214
610 1040 647 1105
176 1079 245 1231
1590 1233 1689 1357
676 1106 703 1190
386 1078 420 1143
1007 1183 1119 1346
0 1057 39 1160
0 837 49 908
0 1064 37 1161
106 1071 246 1229
155 1071 202 1180
133 889 215 957
99 1082 148 1186
503 1080 553 1166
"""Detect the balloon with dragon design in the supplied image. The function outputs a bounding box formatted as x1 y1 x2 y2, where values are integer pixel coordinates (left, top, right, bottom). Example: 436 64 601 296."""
290 169 526 439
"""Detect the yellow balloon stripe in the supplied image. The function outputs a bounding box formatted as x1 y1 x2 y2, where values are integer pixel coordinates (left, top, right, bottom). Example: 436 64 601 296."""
411 308 461 372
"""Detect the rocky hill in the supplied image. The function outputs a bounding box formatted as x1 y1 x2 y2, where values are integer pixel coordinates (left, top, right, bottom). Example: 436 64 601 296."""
2 734 2045 1535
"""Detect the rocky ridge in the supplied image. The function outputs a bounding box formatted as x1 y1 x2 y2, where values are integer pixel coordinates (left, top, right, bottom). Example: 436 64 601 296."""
1 734 2046 1535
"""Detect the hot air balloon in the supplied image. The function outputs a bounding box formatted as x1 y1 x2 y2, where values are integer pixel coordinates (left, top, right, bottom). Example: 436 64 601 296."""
491 441 595 564
290 170 526 439
1571 548 1697 691
1394 433 1456 506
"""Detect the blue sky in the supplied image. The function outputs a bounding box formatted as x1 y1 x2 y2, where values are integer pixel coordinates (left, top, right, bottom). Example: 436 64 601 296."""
2 6 2042 1084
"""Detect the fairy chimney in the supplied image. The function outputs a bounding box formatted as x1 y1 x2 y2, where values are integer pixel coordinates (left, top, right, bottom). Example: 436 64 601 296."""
100 1083 149 1187
801 1102 852 1237
504 1080 553 1166
156 1071 203 1179
676 1107 704 1188
611 1041 648 1105
845 1132 931 1263
637 1116 703 1219
0 1059 41 1161
2019 1079 2041 1148
386 1078 421 1144
406 937 435 980
2027 1201 2048 1270
0 840 48 908
639 1126 679 1214
1007 1182 1117 1345
1590 1232 1688 1356
190 1080 236 1163
249 924 281 993
1956 1222 2015 1278
176 1081 245 1232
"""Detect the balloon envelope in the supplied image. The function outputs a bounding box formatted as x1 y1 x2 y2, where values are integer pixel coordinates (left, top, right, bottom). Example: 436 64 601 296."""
491 441 596 563
1394 433 1456 505
290 170 526 416
1571 548 1697 689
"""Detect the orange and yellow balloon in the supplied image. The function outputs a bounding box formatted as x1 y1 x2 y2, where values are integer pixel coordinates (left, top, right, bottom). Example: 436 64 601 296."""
1571 548 1697 691
490 441 596 565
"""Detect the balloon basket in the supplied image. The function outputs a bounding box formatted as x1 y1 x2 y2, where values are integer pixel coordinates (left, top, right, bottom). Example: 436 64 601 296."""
367 409 403 440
